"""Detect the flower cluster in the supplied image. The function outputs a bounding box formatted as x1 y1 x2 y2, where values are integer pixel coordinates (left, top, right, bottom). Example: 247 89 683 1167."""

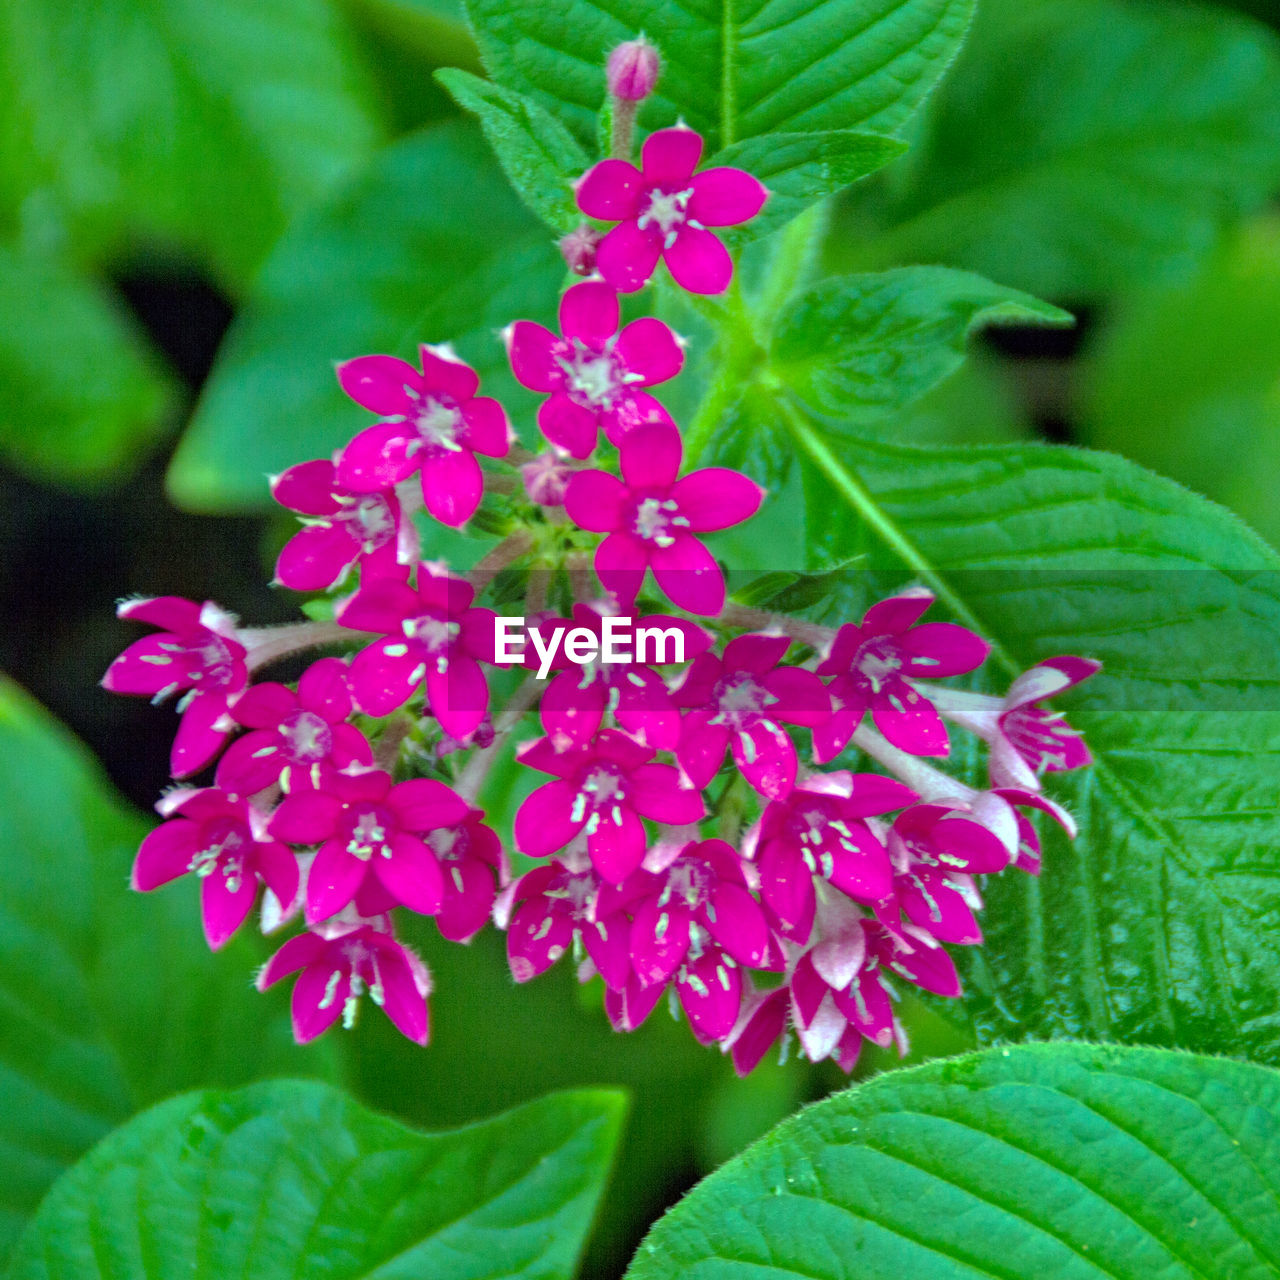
104 39 1100 1071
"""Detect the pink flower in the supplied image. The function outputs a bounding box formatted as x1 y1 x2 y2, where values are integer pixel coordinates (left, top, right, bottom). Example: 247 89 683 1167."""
335 345 509 528
930 656 1100 790
268 770 471 924
533 604 710 751
427 809 508 943
514 729 706 882
337 566 495 738
504 858 644 987
723 982 790 1075
789 920 901 1069
576 127 767 294
624 838 774 1040
271 458 416 591
564 423 763 616
991 786 1077 875
257 922 431 1044
815 590 990 761
672 634 830 798
103 597 248 777
506 280 684 457
215 658 373 795
607 37 661 101
748 772 916 943
133 787 298 950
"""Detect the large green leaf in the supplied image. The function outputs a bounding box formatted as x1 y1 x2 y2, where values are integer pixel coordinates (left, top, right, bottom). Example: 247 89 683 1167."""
0 0 384 289
626 1042 1280 1279
1078 217 1280 549
0 248 176 487
0 681 335 1268
837 0 1280 298
9 1081 625 1280
769 267 1071 419
706 394 1280 1061
463 0 976 153
168 122 563 513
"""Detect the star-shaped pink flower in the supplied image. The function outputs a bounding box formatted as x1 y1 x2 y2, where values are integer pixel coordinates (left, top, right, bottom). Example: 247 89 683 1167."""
576 127 767 294
564 423 763 616
506 279 684 457
336 345 509 528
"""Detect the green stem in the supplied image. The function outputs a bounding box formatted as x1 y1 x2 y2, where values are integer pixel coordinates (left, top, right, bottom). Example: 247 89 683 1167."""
683 276 762 462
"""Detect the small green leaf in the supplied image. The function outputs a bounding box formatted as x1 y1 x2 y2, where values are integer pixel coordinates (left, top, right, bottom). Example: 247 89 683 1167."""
0 682 335 1268
0 0 384 289
463 0 976 153
9 1081 626 1280
716 131 908 246
0 248 176 486
769 267 1072 419
844 0 1280 298
627 1043 1280 1279
169 122 562 513
437 69 591 232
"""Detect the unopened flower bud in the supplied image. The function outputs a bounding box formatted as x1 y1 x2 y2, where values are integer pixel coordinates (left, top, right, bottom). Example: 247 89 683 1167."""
607 38 661 102
558 224 602 276
521 452 574 506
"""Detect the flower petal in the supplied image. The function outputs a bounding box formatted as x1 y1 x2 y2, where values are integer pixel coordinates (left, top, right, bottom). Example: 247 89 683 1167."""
671 467 763 531
275 522 358 592
424 654 488 740
305 838 367 924
630 896 690 987
417 344 480 400
375 832 444 914
507 900 574 982
871 678 949 756
596 220 663 293
594 531 649 608
436 857 497 943
132 819 201 891
650 534 724 616
559 279 619 344
459 396 509 458
387 778 471 831
614 317 683 385
297 657 353 722
630 763 707 824
257 931 325 989
688 167 768 226
514 780 584 857
677 950 741 1041
420 448 483 528
763 666 830 727
577 158 644 219
200 866 257 950
587 804 647 883
336 354 419 415
641 126 703 185
899 622 989 677
349 638 425 717
171 694 233 778
539 392 600 459
507 321 562 392
269 791 344 845
664 226 733 295
704 881 769 968
102 635 188 696
620 421 682 489
290 957 347 1042
338 420 417 492
270 459 341 516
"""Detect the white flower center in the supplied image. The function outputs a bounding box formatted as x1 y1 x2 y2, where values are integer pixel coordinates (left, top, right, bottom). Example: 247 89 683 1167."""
638 186 693 240
281 710 333 763
855 639 903 693
340 494 396 551
631 496 688 547
561 348 621 407
412 397 463 452
712 674 768 728
347 809 391 860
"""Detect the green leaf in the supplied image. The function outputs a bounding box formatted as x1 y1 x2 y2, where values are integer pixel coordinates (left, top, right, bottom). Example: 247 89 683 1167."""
705 396 1280 1062
0 248 176 487
769 267 1072 419
717 131 908 246
0 0 384 289
842 0 1280 298
169 122 563 513
463 0 976 153
0 681 336 1268
626 1042 1280 1279
9 1081 625 1280
437 68 591 232
1078 216 1280 550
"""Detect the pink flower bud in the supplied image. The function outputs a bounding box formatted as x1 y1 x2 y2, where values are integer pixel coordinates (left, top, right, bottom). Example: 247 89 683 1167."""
558 224 602 276
521 452 574 507
606 37 660 102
